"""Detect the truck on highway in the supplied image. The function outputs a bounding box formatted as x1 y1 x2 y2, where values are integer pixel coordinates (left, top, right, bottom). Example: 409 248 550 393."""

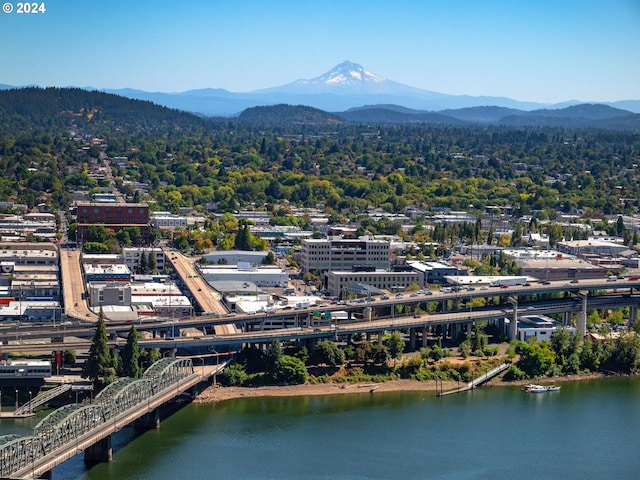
489 277 528 287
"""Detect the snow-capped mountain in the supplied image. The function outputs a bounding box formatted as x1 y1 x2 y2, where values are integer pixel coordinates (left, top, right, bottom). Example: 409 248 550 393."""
254 60 432 95
12 60 637 116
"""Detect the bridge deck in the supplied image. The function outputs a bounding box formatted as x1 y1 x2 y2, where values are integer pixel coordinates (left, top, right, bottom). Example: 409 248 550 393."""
6 360 224 480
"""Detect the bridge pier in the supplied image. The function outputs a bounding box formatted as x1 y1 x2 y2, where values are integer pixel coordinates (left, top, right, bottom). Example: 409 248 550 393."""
84 435 112 464
450 323 460 340
377 331 383 345
577 292 588 336
507 297 518 340
135 407 160 429
629 306 638 327
422 327 428 347
409 328 417 350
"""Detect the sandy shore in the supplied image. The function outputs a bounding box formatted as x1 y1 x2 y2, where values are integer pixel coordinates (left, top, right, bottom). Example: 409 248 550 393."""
193 372 615 404
194 379 453 403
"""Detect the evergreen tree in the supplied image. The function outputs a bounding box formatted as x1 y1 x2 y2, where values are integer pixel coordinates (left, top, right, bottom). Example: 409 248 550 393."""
121 325 141 378
82 308 115 386
147 251 157 273
139 252 148 274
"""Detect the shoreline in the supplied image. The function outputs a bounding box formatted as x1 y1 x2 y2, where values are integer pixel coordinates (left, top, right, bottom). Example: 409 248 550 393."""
194 371 615 404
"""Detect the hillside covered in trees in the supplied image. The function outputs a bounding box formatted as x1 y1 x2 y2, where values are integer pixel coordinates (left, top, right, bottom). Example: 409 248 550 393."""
1 87 639 233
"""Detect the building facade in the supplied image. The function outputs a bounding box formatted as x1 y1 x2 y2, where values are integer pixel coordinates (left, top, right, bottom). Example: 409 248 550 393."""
324 270 422 297
301 237 390 273
75 202 152 245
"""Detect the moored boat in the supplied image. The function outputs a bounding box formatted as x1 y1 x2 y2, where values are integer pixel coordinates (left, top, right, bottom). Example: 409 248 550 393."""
523 384 561 393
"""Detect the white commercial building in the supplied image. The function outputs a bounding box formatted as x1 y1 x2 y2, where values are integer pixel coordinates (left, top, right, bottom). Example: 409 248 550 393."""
150 212 187 230
199 265 288 287
201 250 269 266
517 314 575 343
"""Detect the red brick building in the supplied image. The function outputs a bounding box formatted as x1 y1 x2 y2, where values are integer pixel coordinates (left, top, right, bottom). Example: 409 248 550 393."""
76 202 152 245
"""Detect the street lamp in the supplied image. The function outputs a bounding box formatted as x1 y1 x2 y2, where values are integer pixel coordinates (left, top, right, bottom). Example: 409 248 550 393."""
15 389 18 410
28 391 32 414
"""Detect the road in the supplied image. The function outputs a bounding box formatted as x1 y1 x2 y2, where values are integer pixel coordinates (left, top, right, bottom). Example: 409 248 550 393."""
59 247 99 322
163 248 227 315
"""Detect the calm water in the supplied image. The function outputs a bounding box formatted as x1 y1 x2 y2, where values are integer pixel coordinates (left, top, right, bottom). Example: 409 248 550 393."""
3 377 640 479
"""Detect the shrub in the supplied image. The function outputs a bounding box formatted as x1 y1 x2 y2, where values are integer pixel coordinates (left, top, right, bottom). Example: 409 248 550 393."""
503 364 526 381
223 363 248 386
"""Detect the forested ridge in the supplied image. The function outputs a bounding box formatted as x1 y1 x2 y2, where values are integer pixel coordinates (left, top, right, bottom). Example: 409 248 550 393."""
0 88 639 229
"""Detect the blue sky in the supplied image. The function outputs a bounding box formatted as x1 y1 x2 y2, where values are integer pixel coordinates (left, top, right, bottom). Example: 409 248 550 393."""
1 0 639 102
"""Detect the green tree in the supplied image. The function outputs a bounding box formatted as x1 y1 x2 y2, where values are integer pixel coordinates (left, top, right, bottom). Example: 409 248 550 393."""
262 251 276 265
121 325 141 378
148 251 157 273
386 331 405 363
223 363 248 386
82 308 115 386
138 252 148 274
517 341 556 378
550 327 573 368
313 341 345 367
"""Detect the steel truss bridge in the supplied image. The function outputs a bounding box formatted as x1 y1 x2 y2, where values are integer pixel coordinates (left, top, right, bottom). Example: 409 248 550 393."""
0 358 202 480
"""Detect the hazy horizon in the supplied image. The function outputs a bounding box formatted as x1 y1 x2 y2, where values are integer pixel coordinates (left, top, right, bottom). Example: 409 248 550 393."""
1 0 639 103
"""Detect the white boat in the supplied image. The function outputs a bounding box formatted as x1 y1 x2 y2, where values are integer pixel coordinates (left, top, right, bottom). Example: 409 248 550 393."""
523 384 561 393
526 385 548 393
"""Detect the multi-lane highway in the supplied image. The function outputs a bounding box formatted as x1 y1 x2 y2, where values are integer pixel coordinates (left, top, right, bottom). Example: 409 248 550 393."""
4 278 639 356
59 247 98 322
162 247 228 315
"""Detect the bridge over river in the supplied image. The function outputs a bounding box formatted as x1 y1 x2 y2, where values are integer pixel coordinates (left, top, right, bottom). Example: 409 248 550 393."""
0 357 222 480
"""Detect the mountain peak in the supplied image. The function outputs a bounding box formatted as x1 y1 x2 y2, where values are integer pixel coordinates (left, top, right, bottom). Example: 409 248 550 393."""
255 61 411 95
321 61 386 86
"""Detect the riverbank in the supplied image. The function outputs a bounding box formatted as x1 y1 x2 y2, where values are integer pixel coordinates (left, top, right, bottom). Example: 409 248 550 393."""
194 371 615 404
194 379 451 403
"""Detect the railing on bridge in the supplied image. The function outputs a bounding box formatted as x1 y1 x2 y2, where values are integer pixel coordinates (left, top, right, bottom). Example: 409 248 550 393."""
0 358 195 480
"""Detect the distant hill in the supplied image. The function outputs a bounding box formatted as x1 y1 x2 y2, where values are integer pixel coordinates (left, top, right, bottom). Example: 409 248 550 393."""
0 87 207 130
498 104 640 131
328 103 640 131
337 105 468 125
237 104 344 125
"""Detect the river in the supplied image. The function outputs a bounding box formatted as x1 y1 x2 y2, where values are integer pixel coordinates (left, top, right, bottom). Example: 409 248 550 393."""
3 376 640 479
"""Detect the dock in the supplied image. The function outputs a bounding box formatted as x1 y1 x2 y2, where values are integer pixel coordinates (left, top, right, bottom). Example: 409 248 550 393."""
438 362 511 396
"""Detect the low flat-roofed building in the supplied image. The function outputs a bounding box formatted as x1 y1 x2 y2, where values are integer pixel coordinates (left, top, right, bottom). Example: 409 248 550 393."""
11 279 61 299
150 212 187 230
132 294 193 317
517 314 575 343
407 261 464 284
199 265 288 287
557 238 628 257
0 246 58 266
206 280 261 297
0 300 62 322
84 263 131 282
517 257 607 281
201 250 269 266
82 254 124 265
324 270 421 297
